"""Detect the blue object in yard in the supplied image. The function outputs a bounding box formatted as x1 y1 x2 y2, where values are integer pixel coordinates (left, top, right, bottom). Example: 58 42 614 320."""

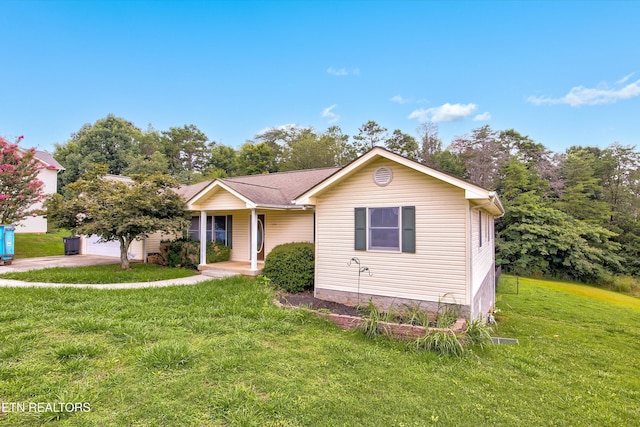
0 224 15 265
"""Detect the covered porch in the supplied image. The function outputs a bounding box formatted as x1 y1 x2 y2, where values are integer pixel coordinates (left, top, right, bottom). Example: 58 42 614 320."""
192 208 265 274
179 172 324 276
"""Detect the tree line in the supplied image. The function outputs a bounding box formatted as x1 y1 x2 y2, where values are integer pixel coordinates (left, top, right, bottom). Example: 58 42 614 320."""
53 115 640 284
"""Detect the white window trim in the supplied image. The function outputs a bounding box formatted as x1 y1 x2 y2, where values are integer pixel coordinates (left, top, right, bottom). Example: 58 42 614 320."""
367 207 402 253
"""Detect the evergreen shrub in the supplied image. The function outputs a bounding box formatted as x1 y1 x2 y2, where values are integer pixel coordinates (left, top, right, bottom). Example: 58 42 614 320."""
262 242 314 292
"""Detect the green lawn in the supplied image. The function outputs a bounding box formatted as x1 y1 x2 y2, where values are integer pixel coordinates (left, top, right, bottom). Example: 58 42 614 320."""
13 230 68 258
0 264 197 284
0 275 639 426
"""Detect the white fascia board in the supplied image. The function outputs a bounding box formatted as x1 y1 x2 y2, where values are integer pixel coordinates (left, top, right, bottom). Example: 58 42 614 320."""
294 147 494 205
187 180 256 210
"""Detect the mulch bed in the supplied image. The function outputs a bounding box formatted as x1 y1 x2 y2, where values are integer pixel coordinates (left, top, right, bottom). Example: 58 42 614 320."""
278 291 364 316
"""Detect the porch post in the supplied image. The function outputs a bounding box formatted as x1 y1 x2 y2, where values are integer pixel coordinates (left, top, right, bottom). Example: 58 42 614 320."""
250 208 258 271
199 211 207 267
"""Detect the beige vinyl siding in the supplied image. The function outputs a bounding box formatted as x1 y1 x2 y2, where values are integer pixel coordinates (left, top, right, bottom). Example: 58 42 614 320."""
192 187 247 211
315 158 469 305
471 210 495 296
231 212 250 262
144 231 176 254
129 240 144 260
264 210 315 255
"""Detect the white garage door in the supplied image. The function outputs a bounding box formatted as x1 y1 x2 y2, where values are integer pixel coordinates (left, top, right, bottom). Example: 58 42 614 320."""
84 235 121 258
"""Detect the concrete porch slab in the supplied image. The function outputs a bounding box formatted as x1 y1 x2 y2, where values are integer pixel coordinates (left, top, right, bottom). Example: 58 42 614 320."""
198 261 264 278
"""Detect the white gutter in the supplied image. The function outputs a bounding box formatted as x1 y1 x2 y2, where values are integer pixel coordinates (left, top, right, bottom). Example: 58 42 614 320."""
471 192 504 218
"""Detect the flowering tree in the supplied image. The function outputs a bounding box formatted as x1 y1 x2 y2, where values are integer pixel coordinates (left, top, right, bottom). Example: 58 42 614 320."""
0 136 44 224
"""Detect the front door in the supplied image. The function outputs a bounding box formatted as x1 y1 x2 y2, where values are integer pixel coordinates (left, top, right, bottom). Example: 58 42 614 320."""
257 214 265 260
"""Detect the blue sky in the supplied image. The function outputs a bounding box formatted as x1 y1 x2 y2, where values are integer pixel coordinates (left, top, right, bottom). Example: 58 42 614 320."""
1 0 638 154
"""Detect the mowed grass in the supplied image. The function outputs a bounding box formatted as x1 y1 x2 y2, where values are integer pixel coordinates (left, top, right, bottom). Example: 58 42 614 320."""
515 275 640 310
0 275 639 426
0 264 197 284
13 230 68 258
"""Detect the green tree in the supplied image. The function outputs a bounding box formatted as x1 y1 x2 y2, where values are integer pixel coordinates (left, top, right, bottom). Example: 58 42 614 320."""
207 144 239 177
597 143 640 274
497 202 621 283
497 157 547 204
123 151 170 176
0 136 45 224
237 142 278 175
161 125 211 183
353 120 388 155
45 165 188 269
555 147 610 223
279 128 336 171
324 125 357 166
54 115 143 189
433 150 467 178
385 129 420 160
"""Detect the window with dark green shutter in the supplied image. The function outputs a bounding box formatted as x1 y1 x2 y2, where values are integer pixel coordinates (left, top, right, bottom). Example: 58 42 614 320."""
354 208 367 250
354 206 416 252
401 206 415 253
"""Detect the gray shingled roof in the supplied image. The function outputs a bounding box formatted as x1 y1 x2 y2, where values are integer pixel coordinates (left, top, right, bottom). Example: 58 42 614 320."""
34 150 64 170
179 166 341 207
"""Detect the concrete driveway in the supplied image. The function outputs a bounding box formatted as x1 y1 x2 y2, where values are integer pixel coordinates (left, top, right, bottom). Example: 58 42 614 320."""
0 255 216 289
0 255 121 273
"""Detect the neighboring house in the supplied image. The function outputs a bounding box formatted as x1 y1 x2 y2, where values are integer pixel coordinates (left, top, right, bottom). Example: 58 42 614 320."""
184 147 504 319
14 150 64 233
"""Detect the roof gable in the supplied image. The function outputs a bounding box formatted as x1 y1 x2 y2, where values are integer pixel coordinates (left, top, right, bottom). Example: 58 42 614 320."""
181 166 341 209
34 150 64 170
293 147 505 215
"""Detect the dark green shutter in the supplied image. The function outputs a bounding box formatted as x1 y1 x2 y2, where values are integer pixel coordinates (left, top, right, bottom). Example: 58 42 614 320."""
226 215 233 248
354 208 366 250
478 211 482 248
402 206 416 253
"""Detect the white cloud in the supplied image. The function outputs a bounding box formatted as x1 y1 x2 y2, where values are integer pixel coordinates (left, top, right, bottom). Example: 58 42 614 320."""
528 76 640 107
322 104 340 123
390 95 410 104
327 67 360 76
473 112 492 121
617 73 635 84
408 103 477 123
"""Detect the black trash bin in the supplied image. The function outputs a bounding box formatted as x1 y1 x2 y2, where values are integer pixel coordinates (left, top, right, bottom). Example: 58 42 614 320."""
63 236 80 255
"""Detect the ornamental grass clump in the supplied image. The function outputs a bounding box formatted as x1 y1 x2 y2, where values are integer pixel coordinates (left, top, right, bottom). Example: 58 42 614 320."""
415 330 464 357
463 318 494 349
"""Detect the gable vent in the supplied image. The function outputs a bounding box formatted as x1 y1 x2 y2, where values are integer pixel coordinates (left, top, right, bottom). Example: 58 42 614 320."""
373 166 393 186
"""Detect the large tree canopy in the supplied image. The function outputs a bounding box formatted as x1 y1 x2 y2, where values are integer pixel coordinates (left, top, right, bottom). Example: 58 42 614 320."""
54 115 143 188
46 165 188 269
